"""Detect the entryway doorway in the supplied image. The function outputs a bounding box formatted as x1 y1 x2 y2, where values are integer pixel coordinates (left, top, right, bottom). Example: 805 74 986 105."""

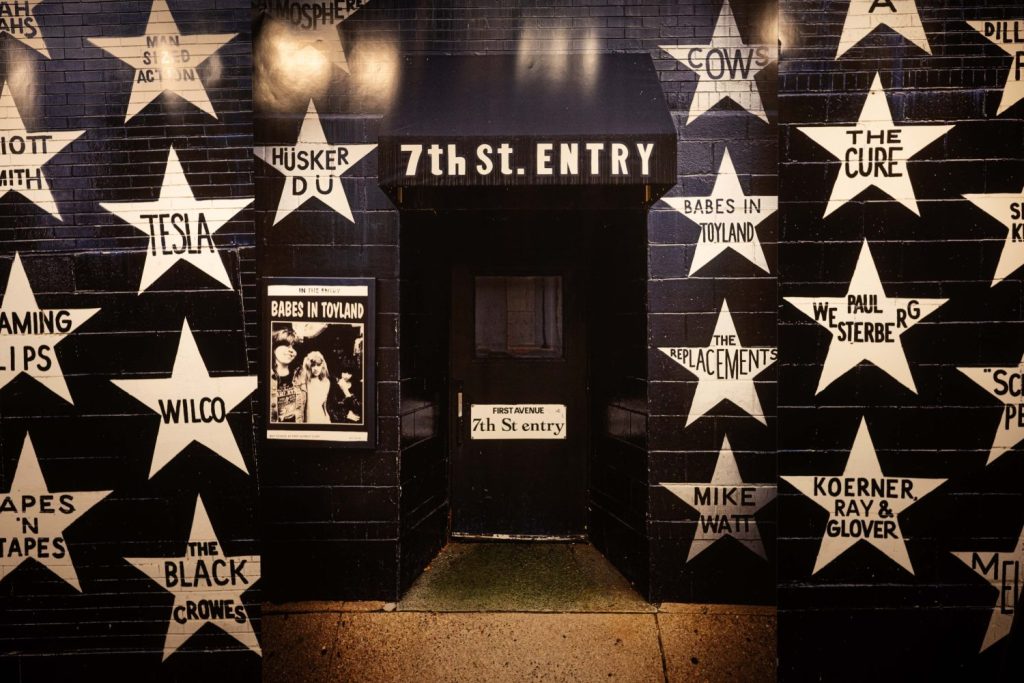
449 216 588 539
397 204 653 596
380 51 677 598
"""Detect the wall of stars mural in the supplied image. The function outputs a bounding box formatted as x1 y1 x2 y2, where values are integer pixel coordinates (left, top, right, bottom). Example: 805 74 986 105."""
1 0 258 680
779 0 1024 678
2 0 1024 680
251 0 776 608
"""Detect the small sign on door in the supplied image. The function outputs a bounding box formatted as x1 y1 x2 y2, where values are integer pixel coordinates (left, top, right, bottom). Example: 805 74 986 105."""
470 404 567 440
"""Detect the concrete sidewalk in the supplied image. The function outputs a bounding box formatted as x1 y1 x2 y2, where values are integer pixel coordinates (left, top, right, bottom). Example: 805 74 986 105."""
262 544 775 682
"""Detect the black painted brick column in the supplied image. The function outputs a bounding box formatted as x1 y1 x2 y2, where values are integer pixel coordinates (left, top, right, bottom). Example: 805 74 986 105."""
647 0 779 604
1 0 260 679
778 0 1024 677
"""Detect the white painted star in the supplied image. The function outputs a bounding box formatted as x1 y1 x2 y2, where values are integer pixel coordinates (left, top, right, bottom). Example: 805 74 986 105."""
0 433 111 591
952 523 1024 652
125 495 260 660
662 436 776 562
658 300 777 426
968 19 1024 116
798 73 952 217
254 99 376 225
959 352 1024 466
662 148 775 275
659 0 775 125
785 239 947 394
100 146 252 294
835 0 931 59
963 185 1024 287
0 81 84 221
87 0 237 122
0 252 100 404
110 319 257 478
0 0 50 58
782 417 945 575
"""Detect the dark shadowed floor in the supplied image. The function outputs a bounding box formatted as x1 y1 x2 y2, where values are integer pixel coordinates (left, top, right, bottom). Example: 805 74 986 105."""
398 542 654 613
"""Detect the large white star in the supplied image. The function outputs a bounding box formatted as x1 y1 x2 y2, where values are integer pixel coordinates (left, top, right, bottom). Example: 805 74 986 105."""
125 495 260 660
0 433 111 591
110 318 257 478
784 239 947 395
254 99 376 225
662 148 775 275
87 0 237 122
963 185 1024 287
835 0 931 59
659 0 775 125
782 417 945 575
0 252 100 404
959 352 1024 466
100 146 252 294
0 81 84 221
952 523 1024 652
661 435 776 562
0 0 50 58
658 300 777 426
968 19 1024 117
798 73 952 217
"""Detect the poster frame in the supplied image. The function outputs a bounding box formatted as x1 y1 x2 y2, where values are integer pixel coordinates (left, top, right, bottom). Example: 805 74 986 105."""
261 276 376 448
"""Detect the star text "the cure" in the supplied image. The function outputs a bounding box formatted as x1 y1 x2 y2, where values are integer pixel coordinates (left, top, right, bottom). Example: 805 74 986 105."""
844 129 903 178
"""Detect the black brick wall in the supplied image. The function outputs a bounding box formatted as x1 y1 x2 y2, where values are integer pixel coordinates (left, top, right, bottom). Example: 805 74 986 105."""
778 0 1024 678
647 0 778 604
36 0 1024 677
253 4 403 600
255 0 777 606
1 0 260 681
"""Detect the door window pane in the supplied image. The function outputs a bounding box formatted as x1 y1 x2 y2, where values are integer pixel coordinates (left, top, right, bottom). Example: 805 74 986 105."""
475 276 563 358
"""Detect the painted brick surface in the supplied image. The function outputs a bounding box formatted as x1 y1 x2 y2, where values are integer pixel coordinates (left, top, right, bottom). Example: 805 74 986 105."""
254 0 777 607
22 0 1014 677
778 0 1024 678
0 0 260 680
647 0 778 604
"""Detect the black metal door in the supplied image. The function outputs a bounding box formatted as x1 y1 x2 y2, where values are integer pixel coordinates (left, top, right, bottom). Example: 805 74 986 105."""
450 221 587 538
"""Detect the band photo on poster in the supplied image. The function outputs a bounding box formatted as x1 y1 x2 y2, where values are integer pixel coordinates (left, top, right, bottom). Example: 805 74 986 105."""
263 278 375 445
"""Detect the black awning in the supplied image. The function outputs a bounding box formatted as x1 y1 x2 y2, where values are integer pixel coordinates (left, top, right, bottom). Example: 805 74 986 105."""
377 53 677 208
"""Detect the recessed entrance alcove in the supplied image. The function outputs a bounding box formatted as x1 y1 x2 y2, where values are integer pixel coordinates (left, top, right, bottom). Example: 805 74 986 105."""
377 53 677 598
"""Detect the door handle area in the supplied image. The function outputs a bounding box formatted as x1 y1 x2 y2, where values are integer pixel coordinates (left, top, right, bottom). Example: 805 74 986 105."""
455 380 464 446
